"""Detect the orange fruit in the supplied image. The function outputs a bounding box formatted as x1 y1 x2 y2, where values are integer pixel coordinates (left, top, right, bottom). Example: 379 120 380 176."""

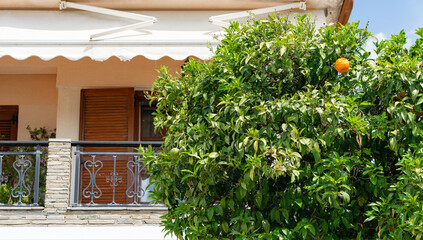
335 58 350 73
400 91 406 99
421 62 423 67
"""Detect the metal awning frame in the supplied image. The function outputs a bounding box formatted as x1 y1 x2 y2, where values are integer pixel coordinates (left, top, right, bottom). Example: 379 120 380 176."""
59 1 307 38
209 2 306 27
59 1 158 40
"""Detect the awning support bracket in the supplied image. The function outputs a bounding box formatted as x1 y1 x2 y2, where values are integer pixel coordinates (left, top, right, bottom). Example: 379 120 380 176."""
59 1 158 40
209 2 306 27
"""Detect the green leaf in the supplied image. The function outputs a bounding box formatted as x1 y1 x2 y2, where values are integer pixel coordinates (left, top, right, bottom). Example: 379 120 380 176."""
256 211 264 223
364 216 376 223
207 207 214 221
212 221 218 232
222 221 229 233
342 217 350 228
249 168 255 181
209 152 219 158
228 199 235 210
338 191 350 203
270 208 281 223
333 217 340 228
215 205 224 216
370 175 377 185
221 198 227 209
306 224 316 235
282 209 289 220
255 191 263 208
280 46 287 56
241 222 248 233
416 96 423 105
322 220 328 234
262 220 270 233
295 199 303 208
254 140 259 152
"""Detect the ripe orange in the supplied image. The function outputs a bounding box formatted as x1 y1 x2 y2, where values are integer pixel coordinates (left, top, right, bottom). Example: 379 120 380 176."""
335 58 350 73
421 62 423 67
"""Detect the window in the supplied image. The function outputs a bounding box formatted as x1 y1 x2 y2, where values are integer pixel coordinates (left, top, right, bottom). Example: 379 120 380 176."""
0 106 18 141
135 91 164 142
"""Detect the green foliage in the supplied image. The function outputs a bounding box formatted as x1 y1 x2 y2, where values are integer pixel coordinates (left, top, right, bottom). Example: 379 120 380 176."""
0 184 12 204
142 14 423 239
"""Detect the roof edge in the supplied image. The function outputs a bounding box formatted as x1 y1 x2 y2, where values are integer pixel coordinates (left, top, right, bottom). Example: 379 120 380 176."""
338 0 354 25
0 0 345 11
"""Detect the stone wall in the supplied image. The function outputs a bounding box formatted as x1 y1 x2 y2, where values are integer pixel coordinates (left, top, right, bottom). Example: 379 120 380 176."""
0 139 166 226
0 208 166 226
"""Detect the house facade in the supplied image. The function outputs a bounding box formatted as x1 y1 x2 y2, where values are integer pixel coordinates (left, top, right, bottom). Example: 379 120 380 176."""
0 0 352 239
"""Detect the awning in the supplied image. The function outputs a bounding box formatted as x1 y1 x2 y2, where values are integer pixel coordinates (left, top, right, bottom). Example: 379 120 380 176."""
0 10 222 61
0 9 326 61
0 40 219 62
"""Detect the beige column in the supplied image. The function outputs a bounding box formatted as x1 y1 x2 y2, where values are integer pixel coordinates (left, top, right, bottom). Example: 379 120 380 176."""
56 87 81 140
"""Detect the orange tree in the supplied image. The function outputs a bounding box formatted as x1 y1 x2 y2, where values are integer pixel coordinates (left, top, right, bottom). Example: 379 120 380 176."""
142 14 423 239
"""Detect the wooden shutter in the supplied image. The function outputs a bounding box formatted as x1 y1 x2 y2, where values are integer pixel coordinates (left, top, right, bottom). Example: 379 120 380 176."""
79 89 134 204
0 106 18 142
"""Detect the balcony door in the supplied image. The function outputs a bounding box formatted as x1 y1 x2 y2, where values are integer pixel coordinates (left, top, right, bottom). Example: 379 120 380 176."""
79 89 163 205
79 88 134 204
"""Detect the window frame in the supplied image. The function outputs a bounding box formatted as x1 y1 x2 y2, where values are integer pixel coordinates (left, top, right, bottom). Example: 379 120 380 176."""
134 91 164 142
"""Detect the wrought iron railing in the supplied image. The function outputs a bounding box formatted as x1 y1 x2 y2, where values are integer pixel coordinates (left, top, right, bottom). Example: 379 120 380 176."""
71 141 163 207
0 141 48 206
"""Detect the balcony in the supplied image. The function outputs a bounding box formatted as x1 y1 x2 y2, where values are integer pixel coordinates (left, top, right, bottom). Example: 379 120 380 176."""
0 139 166 226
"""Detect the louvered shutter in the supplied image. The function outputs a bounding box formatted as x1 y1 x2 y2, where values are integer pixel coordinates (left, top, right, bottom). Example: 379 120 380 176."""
79 89 134 204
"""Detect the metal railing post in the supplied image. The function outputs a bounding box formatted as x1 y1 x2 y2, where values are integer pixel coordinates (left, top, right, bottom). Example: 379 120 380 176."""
32 144 41 205
73 145 81 206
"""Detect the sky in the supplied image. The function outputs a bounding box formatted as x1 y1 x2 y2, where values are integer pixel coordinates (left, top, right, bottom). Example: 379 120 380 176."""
349 0 423 49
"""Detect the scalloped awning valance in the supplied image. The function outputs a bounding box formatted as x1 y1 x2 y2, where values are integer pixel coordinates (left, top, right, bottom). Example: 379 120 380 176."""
0 9 326 61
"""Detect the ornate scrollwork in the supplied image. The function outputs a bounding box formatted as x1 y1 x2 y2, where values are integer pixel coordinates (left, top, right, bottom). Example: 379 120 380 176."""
106 170 122 204
126 156 148 203
82 155 103 204
11 155 32 204
106 172 122 187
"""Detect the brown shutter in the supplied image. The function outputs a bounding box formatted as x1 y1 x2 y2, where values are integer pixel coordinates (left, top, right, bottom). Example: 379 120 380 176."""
79 89 134 204
0 106 18 142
